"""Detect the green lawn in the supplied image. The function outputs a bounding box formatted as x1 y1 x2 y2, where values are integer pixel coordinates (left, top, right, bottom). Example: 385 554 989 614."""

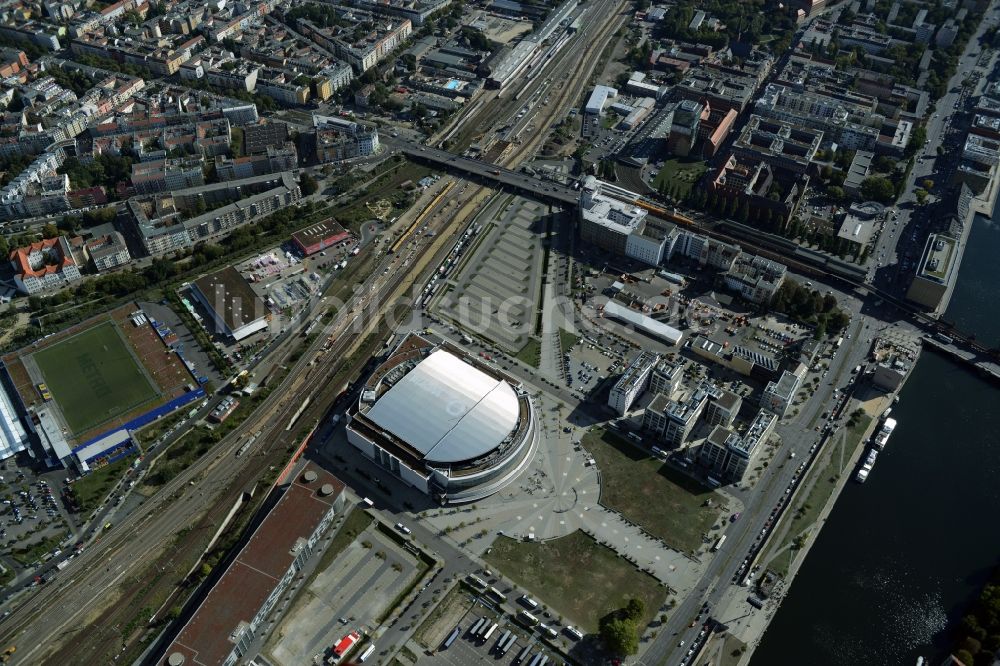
334 160 433 230
583 428 721 553
652 158 708 198
558 328 581 352
764 414 873 578
484 532 666 633
33 321 158 435
314 507 374 574
70 456 134 511
515 338 541 367
12 533 65 566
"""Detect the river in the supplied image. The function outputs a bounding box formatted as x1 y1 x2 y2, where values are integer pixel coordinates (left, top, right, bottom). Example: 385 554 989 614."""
752 212 1000 665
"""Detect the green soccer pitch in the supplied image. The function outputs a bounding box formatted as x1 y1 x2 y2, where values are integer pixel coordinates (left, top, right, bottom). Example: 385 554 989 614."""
32 321 159 435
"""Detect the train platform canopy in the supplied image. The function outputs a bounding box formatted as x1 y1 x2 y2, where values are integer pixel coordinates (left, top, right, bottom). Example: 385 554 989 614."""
365 349 519 464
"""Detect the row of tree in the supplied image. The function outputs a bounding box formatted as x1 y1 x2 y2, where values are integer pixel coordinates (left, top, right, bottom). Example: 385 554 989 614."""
953 565 1000 666
57 154 134 193
768 281 850 339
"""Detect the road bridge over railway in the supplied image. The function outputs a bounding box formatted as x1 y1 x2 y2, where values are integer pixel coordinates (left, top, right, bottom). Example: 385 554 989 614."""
390 137 1000 376
385 137 579 206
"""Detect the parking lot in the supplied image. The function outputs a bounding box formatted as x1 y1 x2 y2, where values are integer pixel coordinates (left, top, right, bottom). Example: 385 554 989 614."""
418 606 561 666
238 245 351 315
434 195 546 353
562 337 620 395
0 455 82 589
268 522 422 666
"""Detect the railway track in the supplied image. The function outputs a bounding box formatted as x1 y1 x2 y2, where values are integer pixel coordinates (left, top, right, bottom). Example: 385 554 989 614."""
504 0 627 167
0 5 634 661
0 203 459 664
449 0 626 153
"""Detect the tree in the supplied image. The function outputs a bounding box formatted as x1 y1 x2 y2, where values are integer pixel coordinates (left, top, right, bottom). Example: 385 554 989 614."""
859 176 896 203
624 597 645 622
922 179 935 190
827 310 851 333
230 126 244 157
41 223 59 239
299 173 319 196
600 617 639 656
955 650 975 666
873 155 897 172
736 199 750 222
827 186 845 202
961 636 982 655
906 125 927 157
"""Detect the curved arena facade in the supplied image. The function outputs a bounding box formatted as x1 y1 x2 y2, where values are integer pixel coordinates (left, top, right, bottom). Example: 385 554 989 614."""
345 333 537 504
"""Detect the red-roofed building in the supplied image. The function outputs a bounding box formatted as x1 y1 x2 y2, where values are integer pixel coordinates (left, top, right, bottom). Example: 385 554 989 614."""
292 219 352 256
699 107 739 158
159 463 345 666
9 236 82 294
67 186 108 209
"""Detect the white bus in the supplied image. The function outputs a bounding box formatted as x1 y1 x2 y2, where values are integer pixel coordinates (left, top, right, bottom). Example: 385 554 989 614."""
519 595 539 610
466 574 487 591
712 534 727 552
564 626 584 641
500 633 517 655
358 645 376 662
516 610 539 627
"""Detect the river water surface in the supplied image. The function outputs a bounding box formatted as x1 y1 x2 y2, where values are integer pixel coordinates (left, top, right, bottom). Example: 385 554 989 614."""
752 212 1000 665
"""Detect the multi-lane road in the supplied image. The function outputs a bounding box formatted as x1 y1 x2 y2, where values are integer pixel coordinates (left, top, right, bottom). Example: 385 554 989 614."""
647 7 1000 665
869 1 999 294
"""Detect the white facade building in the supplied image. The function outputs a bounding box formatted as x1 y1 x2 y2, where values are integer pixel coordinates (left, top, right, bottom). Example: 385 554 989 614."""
608 351 660 415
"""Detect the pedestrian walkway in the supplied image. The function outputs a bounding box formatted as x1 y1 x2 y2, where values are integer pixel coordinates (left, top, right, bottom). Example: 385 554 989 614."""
538 281 561 380
420 392 707 598
577 508 705 593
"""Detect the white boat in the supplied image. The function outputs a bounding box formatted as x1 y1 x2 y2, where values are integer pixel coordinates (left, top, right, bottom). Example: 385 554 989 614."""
872 418 897 450
857 448 878 482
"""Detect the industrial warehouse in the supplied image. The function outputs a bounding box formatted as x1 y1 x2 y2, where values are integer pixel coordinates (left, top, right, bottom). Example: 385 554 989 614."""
346 333 537 504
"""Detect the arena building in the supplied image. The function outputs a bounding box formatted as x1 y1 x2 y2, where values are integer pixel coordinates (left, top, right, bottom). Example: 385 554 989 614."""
346 333 537 504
